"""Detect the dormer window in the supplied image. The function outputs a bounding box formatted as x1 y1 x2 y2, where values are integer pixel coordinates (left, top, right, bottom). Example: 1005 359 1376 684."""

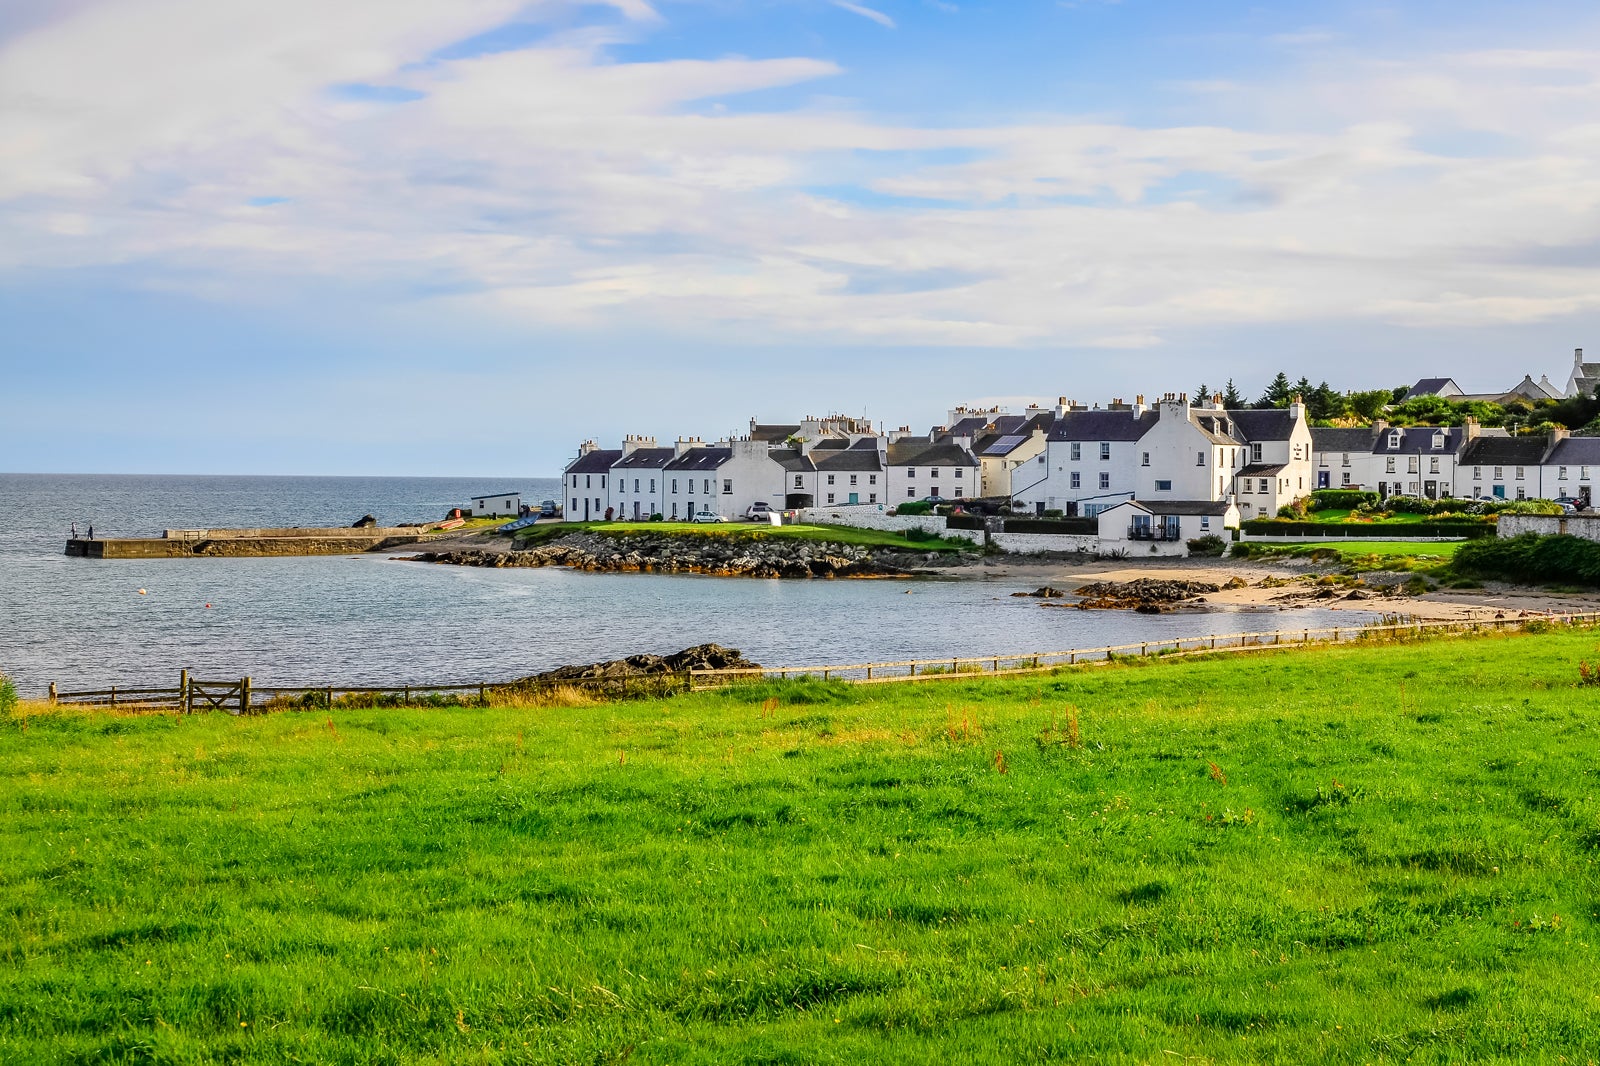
1432 432 1445 450
1388 431 1402 449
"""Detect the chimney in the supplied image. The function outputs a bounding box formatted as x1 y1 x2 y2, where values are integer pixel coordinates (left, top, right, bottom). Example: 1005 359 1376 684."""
1578 348 1586 367
1213 392 1224 409
1288 394 1306 420
578 439 598 456
1463 416 1481 442
1552 425 1571 443
673 436 697 458
1372 419 1388 436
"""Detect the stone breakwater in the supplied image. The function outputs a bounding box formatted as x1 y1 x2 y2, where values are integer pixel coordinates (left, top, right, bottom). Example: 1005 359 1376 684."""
1069 578 1243 612
404 531 961 579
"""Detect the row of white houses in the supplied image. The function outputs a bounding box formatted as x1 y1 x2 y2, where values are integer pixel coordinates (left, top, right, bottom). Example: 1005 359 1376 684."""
564 392 1600 527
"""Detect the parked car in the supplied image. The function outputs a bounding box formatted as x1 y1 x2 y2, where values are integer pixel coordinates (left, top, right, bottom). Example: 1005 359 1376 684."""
538 499 560 518
689 510 727 524
744 502 774 521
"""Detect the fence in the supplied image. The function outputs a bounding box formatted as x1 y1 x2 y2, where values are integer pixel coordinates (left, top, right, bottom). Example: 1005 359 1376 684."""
687 611 1600 689
46 669 689 713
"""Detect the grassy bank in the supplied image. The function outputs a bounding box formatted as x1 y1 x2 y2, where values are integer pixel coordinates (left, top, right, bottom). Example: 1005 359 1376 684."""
516 520 977 553
5 630 1600 1062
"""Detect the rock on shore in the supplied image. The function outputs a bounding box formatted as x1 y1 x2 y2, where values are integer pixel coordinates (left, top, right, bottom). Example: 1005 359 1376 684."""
405 530 951 578
1072 578 1224 612
510 644 760 685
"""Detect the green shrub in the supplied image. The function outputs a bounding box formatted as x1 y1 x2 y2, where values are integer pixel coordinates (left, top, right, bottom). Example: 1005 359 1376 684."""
1454 533 1600 586
0 674 16 715
649 513 664 522
895 501 932 516
903 527 937 542
1186 534 1227 557
1309 489 1379 511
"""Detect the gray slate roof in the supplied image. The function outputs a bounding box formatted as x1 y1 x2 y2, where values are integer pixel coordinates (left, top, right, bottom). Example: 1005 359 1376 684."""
1458 437 1548 467
886 441 979 467
1237 463 1288 477
1047 409 1158 442
813 449 883 472
1121 500 1235 516
1372 426 1472 455
1310 427 1377 452
664 447 731 472
750 424 800 443
1225 408 1297 442
1403 377 1460 400
566 450 623 474
613 448 675 469
1542 438 1600 466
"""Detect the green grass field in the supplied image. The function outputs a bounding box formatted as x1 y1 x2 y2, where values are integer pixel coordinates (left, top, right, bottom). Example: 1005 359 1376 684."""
516 520 977 553
5 629 1600 1062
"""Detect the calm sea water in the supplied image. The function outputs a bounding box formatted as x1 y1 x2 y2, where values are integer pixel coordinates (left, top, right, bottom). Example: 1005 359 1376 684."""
0 473 1376 695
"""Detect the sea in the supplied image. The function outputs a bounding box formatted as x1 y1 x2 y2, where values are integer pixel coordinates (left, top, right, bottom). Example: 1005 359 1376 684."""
0 473 1378 696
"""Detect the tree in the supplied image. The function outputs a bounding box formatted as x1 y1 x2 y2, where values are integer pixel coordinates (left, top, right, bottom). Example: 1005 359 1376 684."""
1221 379 1245 408
1256 372 1293 409
1347 389 1394 421
1195 382 1211 405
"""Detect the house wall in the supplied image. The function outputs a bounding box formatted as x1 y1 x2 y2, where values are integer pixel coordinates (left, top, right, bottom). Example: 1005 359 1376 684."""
665 468 721 520
1134 403 1240 502
716 442 788 518
564 472 612 521
884 460 975 503
610 468 667 520
979 431 1047 497
1017 438 1141 515
470 496 521 517
1234 413 1313 519
816 467 886 507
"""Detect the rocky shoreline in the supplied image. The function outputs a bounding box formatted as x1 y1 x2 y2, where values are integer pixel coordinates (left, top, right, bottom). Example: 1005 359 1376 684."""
402 530 962 579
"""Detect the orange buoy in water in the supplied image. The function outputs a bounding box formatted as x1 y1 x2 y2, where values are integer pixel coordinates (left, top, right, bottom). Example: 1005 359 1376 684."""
137 589 147 595
204 603 212 609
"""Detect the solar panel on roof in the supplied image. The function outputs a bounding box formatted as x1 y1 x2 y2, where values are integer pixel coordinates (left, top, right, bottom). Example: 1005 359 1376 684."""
983 434 1028 455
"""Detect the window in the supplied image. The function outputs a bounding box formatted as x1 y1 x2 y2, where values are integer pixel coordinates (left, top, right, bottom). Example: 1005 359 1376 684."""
1258 478 1269 493
907 487 916 498
1493 467 1502 479
1251 443 1263 462
849 474 858 486
1341 472 1351 486
600 475 606 488
1429 458 1439 474
1517 487 1526 500
704 479 711 494
1070 443 1081 461
1584 467 1592 481
869 493 877 503
1388 432 1401 448
722 479 733 494
1516 466 1525 480
954 468 963 478
571 497 577 511
869 474 877 484
1341 453 1350 467
634 479 640 492
954 488 964 498
794 475 803 488
1099 442 1111 461
906 467 916 478
1560 466 1569 479
1155 480 1172 491
1473 466 1482 479
1070 472 1081 489
827 474 835 485
1098 472 1110 490
1241 479 1252 493
1141 452 1150 467
571 475 578 487
1385 458 1396 473
671 503 678 518
1432 432 1445 450
1407 457 1419 473
827 493 835 503
585 475 592 488
672 479 679 492
1197 450 1206 466
930 468 939 479
1200 517 1210 530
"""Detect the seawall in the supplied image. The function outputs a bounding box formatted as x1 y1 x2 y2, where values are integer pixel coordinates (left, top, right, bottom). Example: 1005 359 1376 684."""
66 528 433 559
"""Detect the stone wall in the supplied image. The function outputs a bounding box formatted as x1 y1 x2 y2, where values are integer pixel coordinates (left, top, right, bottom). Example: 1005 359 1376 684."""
793 507 982 544
988 532 1099 555
1499 514 1600 542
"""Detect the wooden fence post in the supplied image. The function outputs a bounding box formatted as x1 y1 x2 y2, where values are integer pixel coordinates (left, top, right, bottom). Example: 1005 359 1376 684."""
110 686 117 709
241 677 251 714
48 682 57 706
179 669 188 713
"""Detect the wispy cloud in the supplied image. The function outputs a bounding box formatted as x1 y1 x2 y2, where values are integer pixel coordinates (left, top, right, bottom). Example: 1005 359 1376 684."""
831 1 895 29
4 1 1600 358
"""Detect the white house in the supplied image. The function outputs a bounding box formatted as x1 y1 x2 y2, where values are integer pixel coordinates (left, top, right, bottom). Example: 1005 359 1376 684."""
810 439 885 507
974 414 1052 498
611 436 674 521
563 442 622 522
1226 402 1315 519
884 438 980 503
1095 499 1240 558
1310 427 1380 491
1538 431 1600 505
469 491 523 518
1014 403 1157 516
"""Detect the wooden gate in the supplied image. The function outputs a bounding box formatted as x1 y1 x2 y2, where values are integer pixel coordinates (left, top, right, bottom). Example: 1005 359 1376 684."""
186 678 251 714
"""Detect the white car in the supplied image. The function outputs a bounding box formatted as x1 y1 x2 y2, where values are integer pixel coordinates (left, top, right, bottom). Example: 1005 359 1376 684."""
689 510 727 524
744 502 774 521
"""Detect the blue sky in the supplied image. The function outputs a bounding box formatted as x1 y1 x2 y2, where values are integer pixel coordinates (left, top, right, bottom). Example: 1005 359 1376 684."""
5 0 1600 476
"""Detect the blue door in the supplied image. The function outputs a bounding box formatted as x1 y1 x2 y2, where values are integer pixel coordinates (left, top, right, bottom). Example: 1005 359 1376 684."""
848 492 859 504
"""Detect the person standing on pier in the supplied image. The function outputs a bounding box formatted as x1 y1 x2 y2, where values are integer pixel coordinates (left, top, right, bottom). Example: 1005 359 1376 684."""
70 522 77 540
87 525 94 541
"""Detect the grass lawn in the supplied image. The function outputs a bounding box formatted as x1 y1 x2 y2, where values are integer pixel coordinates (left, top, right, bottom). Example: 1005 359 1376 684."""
5 629 1600 1062
517 520 977 553
1244 540 1465 559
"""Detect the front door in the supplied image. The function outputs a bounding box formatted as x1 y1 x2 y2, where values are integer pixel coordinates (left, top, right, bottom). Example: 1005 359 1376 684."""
1424 480 1437 499
1493 485 1506 499
848 492 859 504
1316 470 1330 489
1582 487 1593 507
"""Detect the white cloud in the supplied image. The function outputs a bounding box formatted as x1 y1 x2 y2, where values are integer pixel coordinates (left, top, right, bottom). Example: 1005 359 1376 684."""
831 2 896 29
4 2 1600 357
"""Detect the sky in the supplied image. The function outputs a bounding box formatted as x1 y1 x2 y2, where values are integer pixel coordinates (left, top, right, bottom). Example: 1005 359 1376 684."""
6 0 1600 476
